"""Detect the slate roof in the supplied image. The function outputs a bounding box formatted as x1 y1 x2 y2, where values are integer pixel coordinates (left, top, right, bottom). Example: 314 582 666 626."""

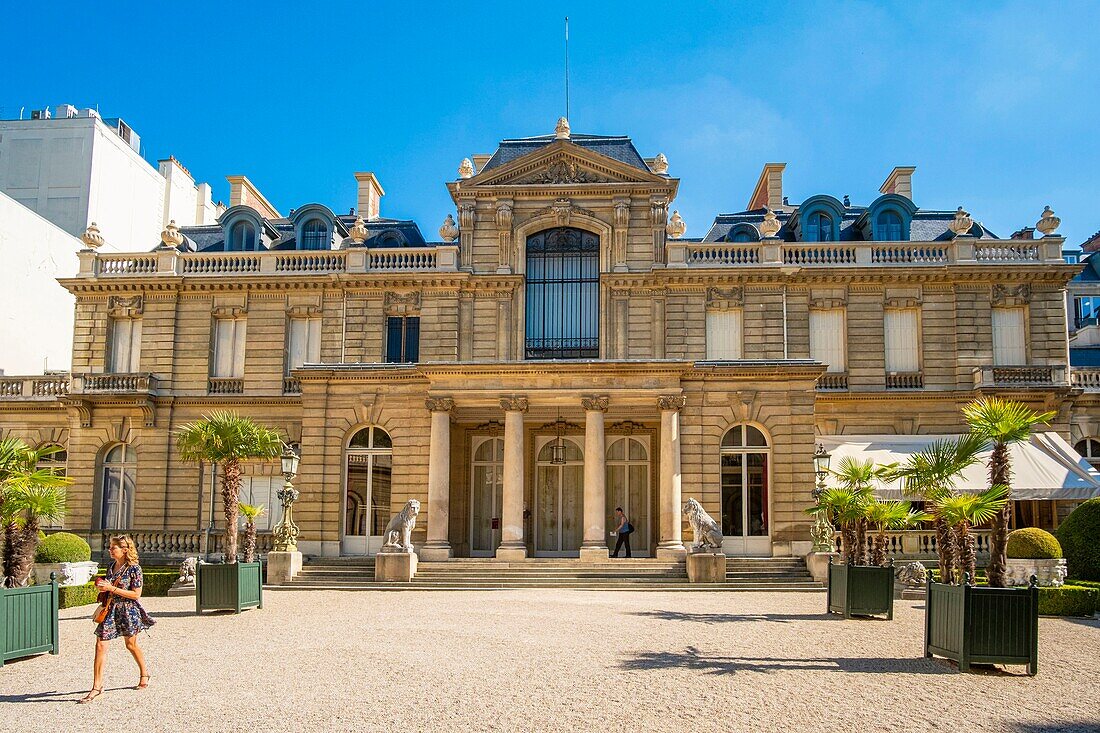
480 133 650 173
177 215 427 253
1072 252 1100 283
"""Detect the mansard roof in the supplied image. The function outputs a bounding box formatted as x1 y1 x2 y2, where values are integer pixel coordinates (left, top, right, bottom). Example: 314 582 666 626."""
481 133 650 173
176 214 427 252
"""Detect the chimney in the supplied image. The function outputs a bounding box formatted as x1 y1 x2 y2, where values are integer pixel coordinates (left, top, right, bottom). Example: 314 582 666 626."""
879 166 916 199
226 175 280 219
354 172 385 220
748 163 785 211
1080 230 1100 254
472 154 492 173
1011 226 1036 240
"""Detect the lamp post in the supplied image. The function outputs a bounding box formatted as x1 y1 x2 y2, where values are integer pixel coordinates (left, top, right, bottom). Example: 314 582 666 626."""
272 444 301 553
810 443 835 552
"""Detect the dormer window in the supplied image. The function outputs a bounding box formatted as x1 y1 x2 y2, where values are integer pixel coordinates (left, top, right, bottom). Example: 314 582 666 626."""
875 211 903 241
228 220 257 251
300 219 329 251
806 212 834 242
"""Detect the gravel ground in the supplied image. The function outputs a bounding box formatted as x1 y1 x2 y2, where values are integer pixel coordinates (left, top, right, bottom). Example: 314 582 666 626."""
1 590 1098 733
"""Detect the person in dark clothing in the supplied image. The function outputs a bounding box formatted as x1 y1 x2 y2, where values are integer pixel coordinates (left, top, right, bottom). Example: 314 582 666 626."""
612 506 633 558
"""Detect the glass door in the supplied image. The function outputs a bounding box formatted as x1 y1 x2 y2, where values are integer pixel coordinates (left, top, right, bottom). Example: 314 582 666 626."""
534 437 584 556
719 425 771 557
605 436 651 556
470 437 504 556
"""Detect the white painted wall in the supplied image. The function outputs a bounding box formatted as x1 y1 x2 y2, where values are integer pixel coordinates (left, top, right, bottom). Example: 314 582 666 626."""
159 158 197 227
0 192 79 374
87 121 164 249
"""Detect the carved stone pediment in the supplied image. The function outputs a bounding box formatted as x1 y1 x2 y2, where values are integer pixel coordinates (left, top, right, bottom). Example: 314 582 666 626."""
467 142 669 188
383 291 422 316
107 294 143 318
992 283 1031 307
706 286 744 309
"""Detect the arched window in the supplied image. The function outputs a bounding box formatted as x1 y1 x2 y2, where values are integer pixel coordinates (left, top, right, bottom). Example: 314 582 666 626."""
470 437 505 556
606 436 650 554
732 231 753 242
300 219 329 251
806 212 834 242
1075 438 1100 471
344 427 392 544
227 220 257 251
875 211 904 241
525 227 600 359
100 444 136 529
37 445 67 529
720 425 769 539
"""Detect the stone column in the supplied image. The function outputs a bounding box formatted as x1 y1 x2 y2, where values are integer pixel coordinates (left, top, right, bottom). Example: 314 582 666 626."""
421 397 454 561
656 394 688 559
580 396 610 561
497 397 528 560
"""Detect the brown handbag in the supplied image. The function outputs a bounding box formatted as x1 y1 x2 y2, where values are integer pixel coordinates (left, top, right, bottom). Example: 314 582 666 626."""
92 575 120 624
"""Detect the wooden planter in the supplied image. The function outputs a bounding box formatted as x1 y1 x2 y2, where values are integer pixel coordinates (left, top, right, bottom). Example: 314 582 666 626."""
196 562 263 614
827 562 894 619
1 577 59 667
925 579 1039 675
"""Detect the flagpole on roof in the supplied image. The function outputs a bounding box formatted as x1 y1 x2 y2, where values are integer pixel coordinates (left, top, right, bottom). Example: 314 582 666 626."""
565 16 570 122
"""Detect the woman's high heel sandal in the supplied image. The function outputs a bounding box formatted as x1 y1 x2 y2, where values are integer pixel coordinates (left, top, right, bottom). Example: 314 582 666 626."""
77 688 103 704
136 675 150 690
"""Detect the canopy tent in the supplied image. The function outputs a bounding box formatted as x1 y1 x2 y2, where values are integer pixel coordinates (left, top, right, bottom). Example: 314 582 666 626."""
817 432 1100 501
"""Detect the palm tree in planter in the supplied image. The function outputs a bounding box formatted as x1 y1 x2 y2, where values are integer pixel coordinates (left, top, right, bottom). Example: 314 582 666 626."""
0 438 70 587
238 503 266 564
829 457 893 565
936 486 1008 586
962 398 1054 588
865 501 930 567
176 412 281 614
807 486 868 563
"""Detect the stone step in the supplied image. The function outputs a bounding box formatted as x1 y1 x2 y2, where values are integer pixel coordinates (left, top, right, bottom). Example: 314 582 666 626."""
270 583 825 592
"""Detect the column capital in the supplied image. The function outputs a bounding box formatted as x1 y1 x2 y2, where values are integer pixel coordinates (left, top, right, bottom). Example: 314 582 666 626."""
499 396 529 413
425 397 455 412
657 394 687 412
581 396 609 412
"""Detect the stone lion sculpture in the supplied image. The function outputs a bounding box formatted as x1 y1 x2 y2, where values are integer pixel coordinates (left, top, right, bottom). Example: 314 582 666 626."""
895 561 928 588
177 557 198 585
381 499 420 553
683 498 723 552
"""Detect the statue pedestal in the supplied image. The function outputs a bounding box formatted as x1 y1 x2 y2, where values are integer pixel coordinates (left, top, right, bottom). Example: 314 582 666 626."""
267 550 303 585
805 551 837 583
167 581 195 597
375 551 418 582
687 552 726 583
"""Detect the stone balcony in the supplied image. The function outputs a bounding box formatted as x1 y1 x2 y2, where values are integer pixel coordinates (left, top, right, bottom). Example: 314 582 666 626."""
70 372 160 395
0 375 71 401
1071 367 1100 391
972 365 1069 390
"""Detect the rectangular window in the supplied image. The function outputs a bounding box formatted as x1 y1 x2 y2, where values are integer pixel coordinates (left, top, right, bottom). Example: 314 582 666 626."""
884 309 920 373
385 316 420 363
212 318 247 377
1074 296 1100 329
705 309 743 360
809 309 846 372
286 317 322 373
108 318 141 373
992 307 1026 365
240 476 282 532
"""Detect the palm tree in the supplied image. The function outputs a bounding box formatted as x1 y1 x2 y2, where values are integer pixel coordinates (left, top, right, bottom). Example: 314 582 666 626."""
0 438 70 587
887 434 986 584
865 501 931 566
238 503 266 564
829 457 892 565
176 412 282 564
807 486 871 564
962 398 1055 587
936 485 1008 585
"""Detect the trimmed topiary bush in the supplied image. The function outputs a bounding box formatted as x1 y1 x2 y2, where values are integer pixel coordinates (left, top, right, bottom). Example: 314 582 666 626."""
1038 585 1098 617
1057 498 1100 581
35 532 91 563
58 581 100 609
1007 527 1062 559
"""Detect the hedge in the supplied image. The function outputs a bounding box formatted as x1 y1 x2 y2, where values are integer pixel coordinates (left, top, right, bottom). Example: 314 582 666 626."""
1038 585 1098 617
1006 527 1062 559
60 582 99 609
94 569 177 597
1056 498 1100 581
1066 579 1100 590
35 532 92 563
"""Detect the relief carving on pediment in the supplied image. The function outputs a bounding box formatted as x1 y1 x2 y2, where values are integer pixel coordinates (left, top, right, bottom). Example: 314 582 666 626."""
991 283 1031 307
514 159 607 185
107 294 143 318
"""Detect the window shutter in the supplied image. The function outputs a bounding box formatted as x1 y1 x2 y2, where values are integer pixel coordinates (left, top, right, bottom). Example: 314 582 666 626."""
307 317 321 363
386 317 403 363
992 307 1026 365
288 319 306 371
706 310 743 360
405 317 420 362
809 309 846 372
129 319 142 372
233 319 247 377
884 309 919 372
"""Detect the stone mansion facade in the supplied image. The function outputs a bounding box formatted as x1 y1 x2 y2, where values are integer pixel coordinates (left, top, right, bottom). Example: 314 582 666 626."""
1 118 1097 561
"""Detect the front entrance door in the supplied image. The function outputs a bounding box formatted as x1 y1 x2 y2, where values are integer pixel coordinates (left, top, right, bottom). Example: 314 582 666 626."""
606 436 651 556
341 426 393 556
470 437 504 557
720 425 772 557
534 436 584 556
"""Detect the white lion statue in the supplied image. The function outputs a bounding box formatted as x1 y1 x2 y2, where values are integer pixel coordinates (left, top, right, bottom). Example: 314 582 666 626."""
177 557 198 585
683 498 723 552
896 561 928 588
381 499 420 553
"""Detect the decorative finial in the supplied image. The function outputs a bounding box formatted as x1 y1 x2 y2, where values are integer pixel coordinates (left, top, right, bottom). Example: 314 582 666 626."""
439 213 459 243
160 219 183 249
949 207 974 237
666 210 686 239
348 215 368 244
759 208 781 238
458 158 475 179
1036 205 1061 236
81 222 105 250
651 153 669 174
555 117 571 140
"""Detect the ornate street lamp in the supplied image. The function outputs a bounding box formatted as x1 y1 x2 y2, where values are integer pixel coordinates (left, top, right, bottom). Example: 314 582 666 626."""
272 443 301 553
550 410 566 465
810 443 835 552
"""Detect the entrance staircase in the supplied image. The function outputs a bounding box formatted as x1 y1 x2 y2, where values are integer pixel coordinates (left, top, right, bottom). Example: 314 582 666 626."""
272 556 823 591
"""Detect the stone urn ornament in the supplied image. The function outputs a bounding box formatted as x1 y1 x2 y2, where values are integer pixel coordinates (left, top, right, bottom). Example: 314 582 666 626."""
666 210 687 240
651 152 669 174
81 222 105 250
759 207 781 238
439 214 459 243
348 215 368 244
458 158 475 179
33 561 99 587
1036 206 1061 236
948 207 974 237
160 219 184 249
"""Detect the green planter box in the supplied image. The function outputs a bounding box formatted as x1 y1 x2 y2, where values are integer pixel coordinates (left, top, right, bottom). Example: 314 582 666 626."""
196 562 263 614
827 562 894 619
1 577 59 667
925 579 1039 675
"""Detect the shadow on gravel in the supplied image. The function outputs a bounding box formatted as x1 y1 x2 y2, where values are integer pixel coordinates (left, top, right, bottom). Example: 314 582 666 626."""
619 646 953 675
630 610 832 624
1009 722 1100 733
0 686 132 704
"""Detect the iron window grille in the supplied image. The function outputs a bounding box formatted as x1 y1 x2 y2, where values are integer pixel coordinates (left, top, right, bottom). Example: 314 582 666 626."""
525 227 600 360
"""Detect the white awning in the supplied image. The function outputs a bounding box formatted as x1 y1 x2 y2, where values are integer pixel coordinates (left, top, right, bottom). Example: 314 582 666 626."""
818 432 1100 501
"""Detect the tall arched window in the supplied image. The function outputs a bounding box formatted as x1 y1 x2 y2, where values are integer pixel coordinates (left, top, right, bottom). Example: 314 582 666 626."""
100 444 136 529
37 445 67 529
300 219 329 251
720 425 769 539
228 220 256 251
525 227 600 359
470 437 505 556
805 212 834 242
875 211 904 241
344 427 392 546
606 436 650 555
1075 438 1100 471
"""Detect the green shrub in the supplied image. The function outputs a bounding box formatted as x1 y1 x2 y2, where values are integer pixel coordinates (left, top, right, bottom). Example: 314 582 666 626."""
1038 585 1098 617
141 572 177 596
35 532 91 563
1007 527 1062 559
1057 498 1100 581
1066 579 1100 590
59 582 100 609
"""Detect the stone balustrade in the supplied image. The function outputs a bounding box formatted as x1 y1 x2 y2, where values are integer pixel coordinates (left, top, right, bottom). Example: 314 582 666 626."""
1071 367 1100 391
831 529 992 559
51 529 279 561
972 365 1068 389
816 373 849 391
71 372 158 395
0 375 71 399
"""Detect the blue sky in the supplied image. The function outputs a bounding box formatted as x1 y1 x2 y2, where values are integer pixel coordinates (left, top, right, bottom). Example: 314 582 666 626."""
6 1 1098 245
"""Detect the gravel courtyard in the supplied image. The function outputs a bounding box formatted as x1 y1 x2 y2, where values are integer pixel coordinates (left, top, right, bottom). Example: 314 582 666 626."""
1 590 1098 733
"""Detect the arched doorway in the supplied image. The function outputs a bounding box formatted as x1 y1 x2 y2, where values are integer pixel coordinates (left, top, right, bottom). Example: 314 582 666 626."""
720 424 772 556
605 436 651 556
524 227 600 359
534 436 584 556
470 436 504 556
341 426 392 555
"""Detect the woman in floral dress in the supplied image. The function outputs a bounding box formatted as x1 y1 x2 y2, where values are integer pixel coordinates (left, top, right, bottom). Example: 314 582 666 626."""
79 535 156 704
